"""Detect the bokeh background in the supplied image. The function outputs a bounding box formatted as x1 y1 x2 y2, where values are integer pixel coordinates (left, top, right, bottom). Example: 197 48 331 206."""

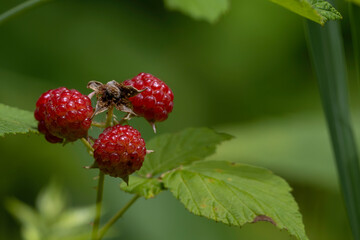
0 0 357 239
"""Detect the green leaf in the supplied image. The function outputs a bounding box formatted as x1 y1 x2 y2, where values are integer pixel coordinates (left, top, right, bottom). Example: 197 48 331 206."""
6 182 94 240
5 198 40 227
269 0 342 25
163 0 229 23
209 113 338 189
52 206 94 240
5 198 42 240
56 206 94 229
138 128 232 177
163 161 308 240
120 175 164 199
36 181 67 221
0 103 38 137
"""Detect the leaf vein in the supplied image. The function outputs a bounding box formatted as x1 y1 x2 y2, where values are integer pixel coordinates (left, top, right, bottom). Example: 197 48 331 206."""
198 174 240 225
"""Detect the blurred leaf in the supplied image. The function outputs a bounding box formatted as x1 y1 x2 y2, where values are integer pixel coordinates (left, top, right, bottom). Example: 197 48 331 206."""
5 197 40 227
0 103 37 137
5 198 42 240
209 113 338 189
36 181 66 222
6 182 94 240
53 206 94 240
163 0 229 23
270 0 341 25
138 128 232 177
22 227 41 240
120 175 164 199
163 161 308 240
56 206 94 229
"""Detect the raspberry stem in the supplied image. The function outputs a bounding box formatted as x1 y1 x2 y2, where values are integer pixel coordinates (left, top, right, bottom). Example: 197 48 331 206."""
81 138 94 153
105 107 114 127
91 122 107 128
91 107 114 240
98 195 140 239
92 171 105 240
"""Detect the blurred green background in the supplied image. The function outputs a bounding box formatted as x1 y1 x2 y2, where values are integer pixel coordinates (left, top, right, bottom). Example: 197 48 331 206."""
0 0 357 239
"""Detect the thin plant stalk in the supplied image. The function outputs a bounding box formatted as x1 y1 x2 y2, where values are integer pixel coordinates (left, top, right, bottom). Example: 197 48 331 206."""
105 107 114 127
0 0 52 25
91 107 114 239
98 195 140 239
81 138 94 153
305 16 360 240
92 171 105 240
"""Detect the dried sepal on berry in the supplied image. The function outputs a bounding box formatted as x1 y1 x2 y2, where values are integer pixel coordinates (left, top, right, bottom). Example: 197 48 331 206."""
87 80 144 119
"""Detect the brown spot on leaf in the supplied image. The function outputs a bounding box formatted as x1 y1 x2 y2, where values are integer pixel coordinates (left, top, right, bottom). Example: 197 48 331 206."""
200 204 207 208
215 169 223 173
207 178 215 183
252 215 276 226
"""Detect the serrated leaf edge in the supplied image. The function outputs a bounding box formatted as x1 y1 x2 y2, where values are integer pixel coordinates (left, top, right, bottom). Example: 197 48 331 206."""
162 161 308 240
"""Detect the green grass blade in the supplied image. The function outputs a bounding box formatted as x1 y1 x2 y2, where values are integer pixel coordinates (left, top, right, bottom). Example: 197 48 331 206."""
349 3 360 82
305 16 360 239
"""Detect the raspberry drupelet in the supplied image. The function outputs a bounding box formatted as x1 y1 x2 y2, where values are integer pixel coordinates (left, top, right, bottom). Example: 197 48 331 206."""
35 87 93 143
93 125 147 182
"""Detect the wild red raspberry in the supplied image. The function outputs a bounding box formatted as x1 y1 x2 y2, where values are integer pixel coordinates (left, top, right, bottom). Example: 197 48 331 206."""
35 87 93 143
93 125 146 182
123 73 174 131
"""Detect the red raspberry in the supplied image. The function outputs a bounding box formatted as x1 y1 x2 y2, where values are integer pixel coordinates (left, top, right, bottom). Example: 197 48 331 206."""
93 125 146 181
123 73 174 130
35 87 93 143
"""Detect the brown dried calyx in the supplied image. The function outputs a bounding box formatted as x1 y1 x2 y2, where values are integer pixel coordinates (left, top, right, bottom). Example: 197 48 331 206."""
87 80 144 118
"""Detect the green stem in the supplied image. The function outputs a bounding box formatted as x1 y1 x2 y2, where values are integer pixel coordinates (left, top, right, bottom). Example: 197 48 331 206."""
91 122 106 128
98 195 140 239
91 107 114 239
105 107 114 127
92 171 105 240
0 0 52 25
81 138 94 153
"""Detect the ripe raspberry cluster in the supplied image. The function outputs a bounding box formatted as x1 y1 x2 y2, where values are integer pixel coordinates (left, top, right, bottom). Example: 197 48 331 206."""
35 87 93 143
34 73 173 180
93 125 146 180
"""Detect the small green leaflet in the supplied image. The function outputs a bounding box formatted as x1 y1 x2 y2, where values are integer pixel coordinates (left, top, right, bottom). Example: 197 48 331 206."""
6 182 94 240
163 161 308 240
163 0 229 23
0 103 38 137
138 128 232 177
270 0 342 25
162 0 340 25
120 176 164 199
310 0 342 21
